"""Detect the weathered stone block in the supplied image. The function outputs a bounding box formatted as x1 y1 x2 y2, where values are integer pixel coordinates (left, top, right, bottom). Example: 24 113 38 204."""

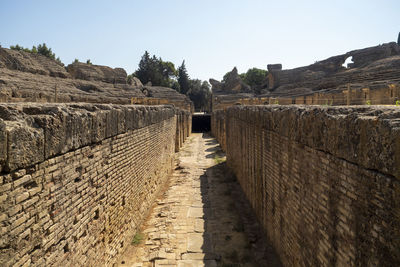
90 110 107 143
6 122 44 172
124 107 136 131
0 119 6 172
115 107 126 134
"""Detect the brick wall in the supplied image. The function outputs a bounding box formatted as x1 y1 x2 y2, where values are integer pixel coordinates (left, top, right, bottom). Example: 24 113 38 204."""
0 103 190 266
213 105 400 266
175 110 192 152
211 83 400 111
211 110 226 151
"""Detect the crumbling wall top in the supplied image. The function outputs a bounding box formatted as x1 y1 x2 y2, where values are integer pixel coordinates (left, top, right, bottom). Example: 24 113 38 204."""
226 105 400 179
0 103 176 172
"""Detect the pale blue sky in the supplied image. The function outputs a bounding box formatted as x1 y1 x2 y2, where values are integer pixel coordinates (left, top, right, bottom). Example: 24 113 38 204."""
0 0 399 81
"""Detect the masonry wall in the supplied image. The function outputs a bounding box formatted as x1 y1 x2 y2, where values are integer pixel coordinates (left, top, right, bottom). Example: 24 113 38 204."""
212 82 400 111
175 110 192 152
0 103 190 267
213 105 400 266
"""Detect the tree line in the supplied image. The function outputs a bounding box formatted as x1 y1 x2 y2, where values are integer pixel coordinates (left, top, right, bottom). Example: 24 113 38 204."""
131 51 211 112
7 43 267 110
10 43 95 66
10 43 63 65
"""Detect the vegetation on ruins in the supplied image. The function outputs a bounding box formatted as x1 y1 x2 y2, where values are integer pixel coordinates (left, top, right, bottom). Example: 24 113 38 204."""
222 67 268 94
240 68 267 88
214 154 226 164
131 232 144 245
177 60 190 94
134 51 177 88
10 43 63 65
133 51 211 112
187 79 211 112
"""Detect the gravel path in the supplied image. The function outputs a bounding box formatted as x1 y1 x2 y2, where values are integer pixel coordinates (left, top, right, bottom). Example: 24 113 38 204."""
116 133 281 267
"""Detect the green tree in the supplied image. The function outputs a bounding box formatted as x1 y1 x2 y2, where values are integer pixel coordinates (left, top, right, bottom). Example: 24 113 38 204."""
135 51 152 84
134 51 177 87
242 67 267 88
10 43 63 65
171 80 180 92
178 60 190 94
86 59 92 65
37 43 56 59
10 44 23 51
187 79 211 112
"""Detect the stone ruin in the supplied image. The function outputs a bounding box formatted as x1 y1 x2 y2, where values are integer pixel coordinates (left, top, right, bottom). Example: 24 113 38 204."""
0 47 193 266
0 47 193 111
210 42 400 110
1 41 400 267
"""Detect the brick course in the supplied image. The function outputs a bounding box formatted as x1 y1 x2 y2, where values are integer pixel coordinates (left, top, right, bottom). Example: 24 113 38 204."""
213 105 400 266
0 103 190 266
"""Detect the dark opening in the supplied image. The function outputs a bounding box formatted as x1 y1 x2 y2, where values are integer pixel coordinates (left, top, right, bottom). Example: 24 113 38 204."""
192 114 211 133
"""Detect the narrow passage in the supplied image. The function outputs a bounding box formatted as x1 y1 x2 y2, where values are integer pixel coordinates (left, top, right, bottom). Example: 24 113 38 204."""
117 134 281 267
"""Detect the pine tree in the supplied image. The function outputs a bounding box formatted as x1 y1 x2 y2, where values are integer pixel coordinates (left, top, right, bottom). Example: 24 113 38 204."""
37 43 55 59
135 51 152 84
178 60 190 94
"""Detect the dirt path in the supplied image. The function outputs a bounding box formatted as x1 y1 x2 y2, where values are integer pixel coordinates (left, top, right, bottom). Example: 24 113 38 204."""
116 133 281 267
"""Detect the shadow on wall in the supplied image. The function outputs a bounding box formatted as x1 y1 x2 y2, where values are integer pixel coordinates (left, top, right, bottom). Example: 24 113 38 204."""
197 134 282 266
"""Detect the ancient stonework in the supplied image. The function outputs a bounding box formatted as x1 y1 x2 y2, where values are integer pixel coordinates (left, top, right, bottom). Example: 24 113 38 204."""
0 48 69 78
212 105 400 266
0 103 191 266
66 62 128 84
210 42 400 111
209 67 251 94
0 47 193 111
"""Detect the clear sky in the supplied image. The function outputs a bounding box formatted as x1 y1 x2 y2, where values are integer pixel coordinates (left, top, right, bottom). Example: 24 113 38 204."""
0 0 399 82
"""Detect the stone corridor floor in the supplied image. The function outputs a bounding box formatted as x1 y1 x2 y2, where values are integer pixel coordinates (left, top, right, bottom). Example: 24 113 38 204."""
116 133 281 267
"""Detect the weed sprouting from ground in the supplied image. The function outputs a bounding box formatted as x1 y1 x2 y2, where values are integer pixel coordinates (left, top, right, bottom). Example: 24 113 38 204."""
214 154 226 164
132 232 144 245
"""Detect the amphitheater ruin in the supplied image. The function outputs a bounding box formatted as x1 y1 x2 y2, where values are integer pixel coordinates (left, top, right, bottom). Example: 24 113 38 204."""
0 42 399 266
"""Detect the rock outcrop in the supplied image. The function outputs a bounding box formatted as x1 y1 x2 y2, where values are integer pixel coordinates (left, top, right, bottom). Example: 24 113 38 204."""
0 48 69 78
264 42 400 96
209 67 251 94
0 47 192 110
66 62 128 84
209 79 223 91
128 76 143 87
210 42 400 110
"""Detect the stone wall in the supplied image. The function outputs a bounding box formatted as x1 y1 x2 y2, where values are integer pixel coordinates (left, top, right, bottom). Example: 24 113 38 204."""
212 82 400 111
0 47 194 113
212 105 400 266
0 103 190 266
175 109 192 152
